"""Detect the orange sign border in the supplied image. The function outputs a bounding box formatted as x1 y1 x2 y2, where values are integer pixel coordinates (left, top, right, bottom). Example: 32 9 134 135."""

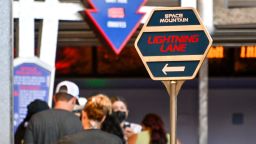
134 7 213 80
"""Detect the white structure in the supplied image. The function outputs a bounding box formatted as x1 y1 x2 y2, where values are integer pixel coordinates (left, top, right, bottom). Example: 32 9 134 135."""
0 0 13 143
14 0 83 67
14 0 158 66
181 0 197 8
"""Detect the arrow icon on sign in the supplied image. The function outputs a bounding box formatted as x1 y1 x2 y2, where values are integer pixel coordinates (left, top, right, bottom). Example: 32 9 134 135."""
162 64 185 75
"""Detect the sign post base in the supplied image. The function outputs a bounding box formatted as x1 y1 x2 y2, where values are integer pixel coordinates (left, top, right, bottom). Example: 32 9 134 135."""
162 80 184 144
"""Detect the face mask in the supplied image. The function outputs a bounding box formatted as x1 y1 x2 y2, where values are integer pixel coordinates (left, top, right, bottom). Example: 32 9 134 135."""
113 111 126 123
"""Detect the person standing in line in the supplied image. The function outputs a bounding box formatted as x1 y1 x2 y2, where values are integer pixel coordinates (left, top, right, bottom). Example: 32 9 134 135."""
15 99 49 144
111 97 142 142
128 113 181 144
24 81 83 144
58 94 122 144
101 111 126 144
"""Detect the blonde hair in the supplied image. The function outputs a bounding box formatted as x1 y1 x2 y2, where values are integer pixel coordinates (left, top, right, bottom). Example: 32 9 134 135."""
83 94 112 122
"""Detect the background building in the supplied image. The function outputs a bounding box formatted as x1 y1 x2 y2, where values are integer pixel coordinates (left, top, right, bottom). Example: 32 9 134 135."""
12 0 256 144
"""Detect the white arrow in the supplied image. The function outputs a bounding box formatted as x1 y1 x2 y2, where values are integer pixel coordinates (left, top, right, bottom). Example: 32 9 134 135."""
162 64 185 75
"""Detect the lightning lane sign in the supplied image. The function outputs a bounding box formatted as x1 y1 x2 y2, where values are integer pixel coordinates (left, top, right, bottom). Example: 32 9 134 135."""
135 7 212 80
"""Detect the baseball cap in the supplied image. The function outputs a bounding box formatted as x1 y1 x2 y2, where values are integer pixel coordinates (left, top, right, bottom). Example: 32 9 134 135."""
73 97 87 114
55 81 79 99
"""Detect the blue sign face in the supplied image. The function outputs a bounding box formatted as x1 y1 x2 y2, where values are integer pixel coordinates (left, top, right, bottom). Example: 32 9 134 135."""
85 0 146 54
147 9 200 26
135 8 212 80
147 61 199 77
13 63 51 132
137 31 209 56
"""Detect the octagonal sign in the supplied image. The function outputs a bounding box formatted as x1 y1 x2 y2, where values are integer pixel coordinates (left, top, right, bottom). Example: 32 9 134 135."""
135 7 213 80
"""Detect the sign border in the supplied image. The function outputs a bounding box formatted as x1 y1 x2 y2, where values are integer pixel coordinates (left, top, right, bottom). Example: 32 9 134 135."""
14 57 55 106
134 7 213 80
85 0 147 55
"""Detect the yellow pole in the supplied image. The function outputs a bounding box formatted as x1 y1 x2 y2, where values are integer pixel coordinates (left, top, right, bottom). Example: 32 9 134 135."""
170 81 177 144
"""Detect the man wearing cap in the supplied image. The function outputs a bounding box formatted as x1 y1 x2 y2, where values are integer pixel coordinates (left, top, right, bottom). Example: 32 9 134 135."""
24 81 83 144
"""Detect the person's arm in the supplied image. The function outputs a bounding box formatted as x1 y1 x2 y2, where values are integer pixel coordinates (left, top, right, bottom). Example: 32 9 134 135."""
177 139 182 144
14 123 25 144
24 122 34 144
127 133 137 144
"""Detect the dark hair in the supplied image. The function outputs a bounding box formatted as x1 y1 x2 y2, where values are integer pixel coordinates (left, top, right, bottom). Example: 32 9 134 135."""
142 113 167 144
15 99 49 144
110 96 128 108
101 114 125 144
24 99 49 121
55 86 74 101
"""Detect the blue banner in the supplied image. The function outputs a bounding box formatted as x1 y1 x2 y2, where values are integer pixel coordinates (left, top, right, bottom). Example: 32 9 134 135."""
85 0 146 54
13 62 51 132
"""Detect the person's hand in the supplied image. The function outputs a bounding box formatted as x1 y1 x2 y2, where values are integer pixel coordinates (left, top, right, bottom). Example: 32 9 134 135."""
124 127 136 138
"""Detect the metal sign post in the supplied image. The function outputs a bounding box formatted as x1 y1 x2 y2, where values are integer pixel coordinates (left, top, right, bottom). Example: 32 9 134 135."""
135 7 212 144
163 80 184 144
170 81 177 144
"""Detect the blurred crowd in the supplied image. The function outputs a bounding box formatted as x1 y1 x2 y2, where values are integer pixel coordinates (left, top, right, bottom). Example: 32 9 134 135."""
15 80 180 144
